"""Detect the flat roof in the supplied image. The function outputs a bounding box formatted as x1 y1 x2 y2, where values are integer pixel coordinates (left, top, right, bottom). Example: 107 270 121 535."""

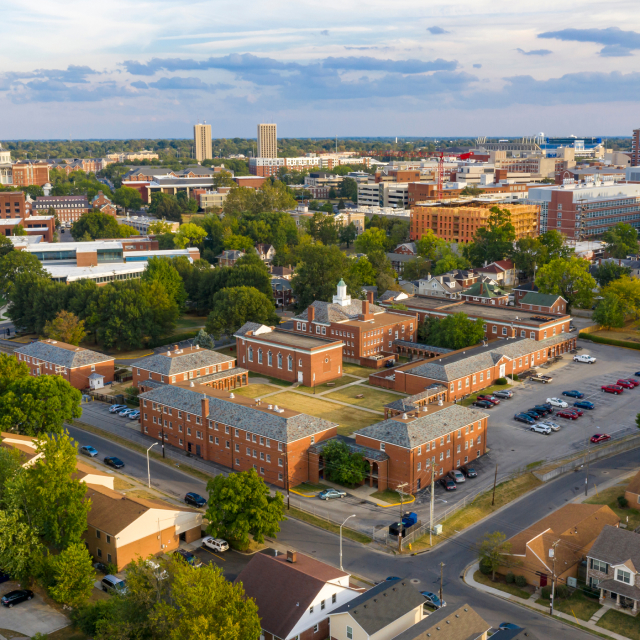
26 241 122 252
241 327 343 350
45 262 146 281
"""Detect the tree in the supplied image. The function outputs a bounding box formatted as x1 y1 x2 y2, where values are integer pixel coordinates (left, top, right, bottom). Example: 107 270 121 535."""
0 234 13 259
339 177 358 202
0 510 43 583
416 231 447 262
592 292 626 329
536 257 596 311
603 223 639 259
205 469 285 548
155 195 183 223
328 186 337 199
602 275 640 318
113 186 143 214
291 244 349 309
223 233 255 253
205 287 279 339
13 223 27 236
346 256 377 288
212 170 236 188
592 262 631 287
0 251 47 297
321 440 369 486
193 328 215 350
337 198 346 210
460 185 484 196
539 229 573 262
147 220 174 235
427 313 485 350
70 210 136 240
45 543 95 607
463 206 516 267
509 237 542 280
339 222 358 248
355 227 388 255
477 531 511 581
403 257 433 281
44 310 86 345
141 257 188 308
432 246 469 275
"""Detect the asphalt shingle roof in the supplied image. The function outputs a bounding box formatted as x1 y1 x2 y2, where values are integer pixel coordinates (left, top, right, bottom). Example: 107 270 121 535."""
131 347 234 376
384 386 446 412
588 525 640 569
295 298 386 324
15 341 114 368
520 292 566 307
392 604 490 640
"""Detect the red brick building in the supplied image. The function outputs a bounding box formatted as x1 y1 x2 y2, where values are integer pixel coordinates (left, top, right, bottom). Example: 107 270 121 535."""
138 381 337 489
11 161 50 187
132 345 247 392
518 292 567 315
14 339 115 390
91 191 117 217
0 191 56 241
32 195 90 224
0 191 27 219
233 175 267 189
235 323 344 386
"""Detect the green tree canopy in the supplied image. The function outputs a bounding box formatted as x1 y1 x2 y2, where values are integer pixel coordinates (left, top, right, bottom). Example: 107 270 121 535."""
592 292 626 329
0 509 43 583
416 230 447 262
0 251 47 298
339 177 358 201
355 227 388 255
141 257 188 308
602 223 639 259
223 232 255 253
44 543 95 607
149 193 183 223
147 219 174 235
403 257 433 281
212 169 236 188
44 310 86 345
70 210 137 240
113 186 143 213
339 222 358 248
592 261 632 287
418 313 485 350
536 257 595 311
463 206 516 266
477 531 512 581
602 275 640 317
321 440 369 486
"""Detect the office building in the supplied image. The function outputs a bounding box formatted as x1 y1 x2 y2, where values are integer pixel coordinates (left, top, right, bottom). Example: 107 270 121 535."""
632 128 640 167
194 123 212 162
257 123 277 158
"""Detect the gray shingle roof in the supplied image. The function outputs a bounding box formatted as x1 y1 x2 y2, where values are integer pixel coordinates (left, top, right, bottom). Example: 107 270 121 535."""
384 386 446 412
138 385 337 443
596 578 640 601
392 604 490 640
234 322 265 337
131 348 234 376
15 341 114 368
588 525 640 569
356 404 487 449
295 299 386 324
196 367 247 384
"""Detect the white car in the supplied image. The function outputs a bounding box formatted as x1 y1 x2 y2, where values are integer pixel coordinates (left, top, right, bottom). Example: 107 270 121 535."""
574 354 596 364
202 537 229 552
539 421 561 432
546 397 568 408
529 424 551 435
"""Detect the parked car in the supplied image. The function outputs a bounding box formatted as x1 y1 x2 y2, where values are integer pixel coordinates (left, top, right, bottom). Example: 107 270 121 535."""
184 492 207 508
448 469 465 483
556 410 579 420
128 410 140 420
384 360 395 368
118 408 134 416
574 401 595 410
602 385 624 395
104 456 124 469
421 591 446 609
532 405 552 416
101 575 127 595
574 354 596 364
546 397 568 408
616 379 635 389
202 537 229 552
174 549 202 567
493 389 513 399
529 424 551 435
539 421 561 432
473 400 494 409
109 404 127 413
80 445 98 457
499 623 522 631
477 395 500 405
591 434 612 444
461 465 477 478
514 413 535 424
526 408 547 418
562 390 584 398
565 407 583 417
0 572 11 584
440 477 457 491
635 371 640 377
318 488 346 500
1 589 34 608
522 411 542 421
624 379 640 387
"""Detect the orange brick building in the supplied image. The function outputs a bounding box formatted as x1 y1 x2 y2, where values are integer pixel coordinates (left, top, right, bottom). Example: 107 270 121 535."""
32 195 90 224
11 161 50 187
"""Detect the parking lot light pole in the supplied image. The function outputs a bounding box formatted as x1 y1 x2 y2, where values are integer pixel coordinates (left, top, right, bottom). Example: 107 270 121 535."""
340 515 356 571
147 442 158 488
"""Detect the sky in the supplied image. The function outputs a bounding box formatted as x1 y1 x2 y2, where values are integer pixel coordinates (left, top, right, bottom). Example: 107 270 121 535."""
1 0 639 139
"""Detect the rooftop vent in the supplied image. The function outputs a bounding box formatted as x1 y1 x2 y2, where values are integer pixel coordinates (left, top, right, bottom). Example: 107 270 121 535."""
229 393 235 399
268 404 273 410
402 413 408 419
196 345 200 350
190 381 194 387
167 351 171 356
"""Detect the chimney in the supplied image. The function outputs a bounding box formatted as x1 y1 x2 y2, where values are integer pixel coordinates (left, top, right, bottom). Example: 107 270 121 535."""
308 305 315 323
367 290 375 304
287 550 297 563
201 395 209 419
362 300 369 315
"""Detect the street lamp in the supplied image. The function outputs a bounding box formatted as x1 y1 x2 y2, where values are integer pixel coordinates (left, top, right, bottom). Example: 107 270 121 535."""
340 515 356 571
147 442 158 488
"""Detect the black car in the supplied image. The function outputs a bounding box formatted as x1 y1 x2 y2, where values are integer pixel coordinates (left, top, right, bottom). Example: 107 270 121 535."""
522 411 541 421
473 400 493 409
0 572 10 584
514 413 535 424
461 465 477 478
1 589 34 607
440 477 456 491
532 405 552 416
104 456 125 469
184 492 207 508
526 408 546 418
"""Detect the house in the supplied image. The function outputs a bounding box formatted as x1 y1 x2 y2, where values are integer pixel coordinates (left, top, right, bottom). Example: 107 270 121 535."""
91 191 117 217
235 550 361 640
217 249 245 267
83 483 202 571
498 504 620 587
386 251 418 275
473 260 517 286
271 265 294 280
587 525 640 615
256 243 276 263
328 578 426 640
271 276 293 307
14 339 115 390
449 269 479 288
417 274 464 299
392 604 491 640
625 470 640 509
460 281 509 305
518 292 567 315
394 242 417 255
132 344 247 392
398 280 420 295
379 290 410 304
513 281 538 306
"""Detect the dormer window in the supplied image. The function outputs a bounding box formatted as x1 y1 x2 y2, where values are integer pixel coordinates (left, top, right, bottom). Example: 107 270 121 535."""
617 569 631 584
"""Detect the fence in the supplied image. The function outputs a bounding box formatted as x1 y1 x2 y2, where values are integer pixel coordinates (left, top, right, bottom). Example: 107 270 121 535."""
286 497 370 539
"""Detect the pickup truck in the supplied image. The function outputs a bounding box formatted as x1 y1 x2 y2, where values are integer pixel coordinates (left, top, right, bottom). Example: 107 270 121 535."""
530 374 553 384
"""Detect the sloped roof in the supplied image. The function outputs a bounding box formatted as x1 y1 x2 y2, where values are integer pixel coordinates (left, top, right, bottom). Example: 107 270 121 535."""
15 340 114 368
589 525 640 569
462 281 506 298
520 292 566 307
392 604 490 640
131 347 234 375
295 298 386 324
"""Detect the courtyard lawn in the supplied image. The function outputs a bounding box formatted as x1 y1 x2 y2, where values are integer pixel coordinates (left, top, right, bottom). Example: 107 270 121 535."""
325 385 404 412
598 609 640 640
175 315 208 331
592 322 640 345
536 588 602 621
473 570 530 599
214 345 236 357
234 384 282 399
342 362 377 378
266 391 379 436
370 489 414 504
296 375 360 394
292 482 330 495
460 383 513 407
585 481 640 530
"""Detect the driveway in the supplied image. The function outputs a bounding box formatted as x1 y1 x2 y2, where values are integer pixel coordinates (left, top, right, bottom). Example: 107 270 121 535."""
0 582 69 636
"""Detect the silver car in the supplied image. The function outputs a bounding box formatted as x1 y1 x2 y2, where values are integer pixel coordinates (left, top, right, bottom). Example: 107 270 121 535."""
448 469 465 483
529 424 551 435
539 421 561 432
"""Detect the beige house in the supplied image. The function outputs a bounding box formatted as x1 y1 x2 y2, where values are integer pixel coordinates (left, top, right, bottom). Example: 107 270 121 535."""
392 604 490 640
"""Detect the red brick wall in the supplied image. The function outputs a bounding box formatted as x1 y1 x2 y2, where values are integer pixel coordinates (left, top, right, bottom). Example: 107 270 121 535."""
0 192 26 219
132 360 236 389
15 353 114 390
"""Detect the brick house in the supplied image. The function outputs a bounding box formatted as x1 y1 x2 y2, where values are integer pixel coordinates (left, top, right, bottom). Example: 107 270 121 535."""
587 525 640 615
513 281 538 306
217 249 245 267
132 345 247 392
459 281 509 305
235 550 361 640
518 292 567 315
91 191 116 216
138 381 337 489
235 323 343 386
498 504 620 588
625 470 640 509
14 339 115 390
11 160 50 187
84 483 202 571
271 265 293 280
271 276 293 307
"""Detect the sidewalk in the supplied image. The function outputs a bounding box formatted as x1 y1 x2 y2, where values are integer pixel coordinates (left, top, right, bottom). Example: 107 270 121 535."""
464 562 630 640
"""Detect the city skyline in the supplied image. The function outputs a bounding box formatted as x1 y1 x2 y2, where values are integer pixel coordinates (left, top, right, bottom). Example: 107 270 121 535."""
2 0 640 138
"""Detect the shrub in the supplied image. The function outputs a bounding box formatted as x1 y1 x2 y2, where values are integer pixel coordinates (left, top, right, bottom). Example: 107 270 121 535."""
496 377 508 385
541 586 551 599
579 332 640 351
618 495 629 508
556 584 570 599
510 373 519 381
479 558 492 575
505 572 515 584
515 575 527 587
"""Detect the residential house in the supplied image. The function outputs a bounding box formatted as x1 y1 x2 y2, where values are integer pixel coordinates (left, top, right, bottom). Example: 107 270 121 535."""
271 276 293 307
235 550 361 640
14 339 115 390
386 251 417 275
394 242 417 255
418 274 464 299
271 265 293 280
518 292 567 315
256 243 276 263
398 280 420 295
91 191 117 217
498 504 620 587
329 578 426 640
460 281 509 305
217 249 245 267
625 470 640 509
392 604 491 640
449 269 480 288
587 525 640 615
513 281 538 306
474 260 517 286
379 290 410 304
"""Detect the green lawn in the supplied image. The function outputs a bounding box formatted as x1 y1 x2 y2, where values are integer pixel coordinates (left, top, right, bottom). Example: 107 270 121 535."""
460 383 512 407
234 384 281 399
288 506 371 544
585 482 640 530
370 489 414 504
473 571 530 599
292 482 330 495
215 345 236 356
325 385 404 412
342 362 377 378
537 588 602 621
296 375 360 394
175 315 208 331
598 608 640 639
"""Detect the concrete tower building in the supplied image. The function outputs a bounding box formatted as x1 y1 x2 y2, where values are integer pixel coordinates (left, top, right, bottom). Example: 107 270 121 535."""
632 128 640 167
194 123 212 162
257 123 277 158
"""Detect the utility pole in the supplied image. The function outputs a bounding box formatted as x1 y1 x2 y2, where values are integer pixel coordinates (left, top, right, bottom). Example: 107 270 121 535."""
585 439 591 497
396 482 408 553
550 540 560 615
439 562 445 604
429 465 435 547
491 463 498 506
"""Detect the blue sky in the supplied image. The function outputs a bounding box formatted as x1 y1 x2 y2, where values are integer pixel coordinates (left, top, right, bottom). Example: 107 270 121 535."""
1 0 639 139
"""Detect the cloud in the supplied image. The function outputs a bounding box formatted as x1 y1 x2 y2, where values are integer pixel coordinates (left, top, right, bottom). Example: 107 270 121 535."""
147 76 231 92
427 26 449 35
322 56 457 73
320 30 329 36
130 80 149 89
538 27 640 56
516 48 552 56
33 65 99 83
473 63 482 69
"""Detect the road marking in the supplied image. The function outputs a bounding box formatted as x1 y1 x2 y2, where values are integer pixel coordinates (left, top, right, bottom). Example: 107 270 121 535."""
199 547 225 561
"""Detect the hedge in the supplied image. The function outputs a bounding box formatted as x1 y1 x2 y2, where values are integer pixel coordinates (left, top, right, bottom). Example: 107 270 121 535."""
148 331 200 348
495 377 508 385
579 332 640 351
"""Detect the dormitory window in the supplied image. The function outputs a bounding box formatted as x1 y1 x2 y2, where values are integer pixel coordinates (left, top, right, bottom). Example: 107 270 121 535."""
268 351 273 367
248 347 253 362
277 353 283 369
258 349 263 364
288 355 293 371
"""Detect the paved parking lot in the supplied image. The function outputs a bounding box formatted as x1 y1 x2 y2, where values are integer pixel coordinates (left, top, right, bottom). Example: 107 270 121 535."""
0 582 69 636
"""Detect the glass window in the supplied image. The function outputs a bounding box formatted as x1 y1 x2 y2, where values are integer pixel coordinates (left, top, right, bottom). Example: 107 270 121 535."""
617 569 631 584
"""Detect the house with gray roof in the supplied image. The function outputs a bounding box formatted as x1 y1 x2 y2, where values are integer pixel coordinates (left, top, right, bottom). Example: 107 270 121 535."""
418 274 464 299
14 339 115 390
392 604 491 640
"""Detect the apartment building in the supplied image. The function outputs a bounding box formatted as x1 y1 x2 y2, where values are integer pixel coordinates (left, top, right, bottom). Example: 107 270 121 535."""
334 210 365 235
407 181 530 207
11 160 50 187
0 191 26 219
194 123 212 162
116 216 180 235
631 128 639 167
32 195 89 224
138 381 338 488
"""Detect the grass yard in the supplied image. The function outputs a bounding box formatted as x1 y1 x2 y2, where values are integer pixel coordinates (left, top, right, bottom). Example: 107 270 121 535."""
585 481 640 530
592 322 640 344
536 588 602 621
175 315 208 331
292 482 330 495
113 477 134 491
370 489 414 504
234 383 282 399
473 570 530 599
214 345 236 356
40 628 89 640
460 383 512 407
246 372 291 387
288 506 371 544
266 391 379 435
0 628 28 639
325 385 403 412
598 608 640 639
342 362 377 378
296 375 360 394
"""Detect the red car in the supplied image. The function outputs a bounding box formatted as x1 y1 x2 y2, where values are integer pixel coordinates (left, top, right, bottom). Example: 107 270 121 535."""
616 380 635 389
602 385 624 394
477 395 500 405
591 434 611 444
556 410 579 420
565 407 583 417
625 379 640 387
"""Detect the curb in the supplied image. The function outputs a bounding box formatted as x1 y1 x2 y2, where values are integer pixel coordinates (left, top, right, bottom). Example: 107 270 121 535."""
375 494 416 508
290 489 319 498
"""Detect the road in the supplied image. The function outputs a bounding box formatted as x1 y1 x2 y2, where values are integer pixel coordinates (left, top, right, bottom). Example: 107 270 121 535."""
67 420 640 637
